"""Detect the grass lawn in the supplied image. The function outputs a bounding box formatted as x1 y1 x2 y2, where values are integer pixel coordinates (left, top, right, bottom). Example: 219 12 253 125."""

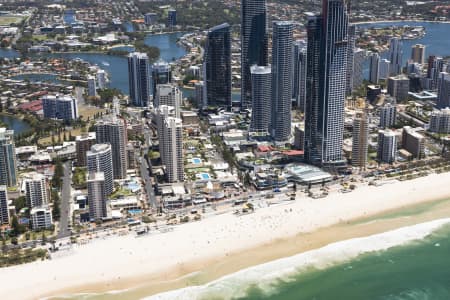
0 16 23 26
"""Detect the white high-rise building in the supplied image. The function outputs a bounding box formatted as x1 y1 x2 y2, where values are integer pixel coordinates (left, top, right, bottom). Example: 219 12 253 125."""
429 108 450 134
388 37 403 76
161 116 184 183
155 84 182 117
87 172 107 220
25 173 49 208
87 75 97 97
380 103 397 128
0 186 10 225
95 117 128 180
437 72 450 109
87 143 114 195
377 130 397 164
250 65 271 135
96 69 107 89
30 206 53 230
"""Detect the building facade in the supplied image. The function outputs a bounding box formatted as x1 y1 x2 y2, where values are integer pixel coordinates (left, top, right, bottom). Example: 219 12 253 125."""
204 23 232 108
0 128 17 187
87 75 97 97
377 130 397 164
240 0 268 109
411 44 425 64
352 113 369 168
380 103 397 128
437 72 450 109
151 60 172 98
369 52 380 84
388 37 403 76
387 75 410 102
429 108 450 134
293 40 307 111
75 132 96 167
0 186 9 225
87 171 107 220
25 173 49 208
30 206 53 230
42 94 78 122
128 52 150 107
304 0 349 166
87 143 114 195
155 84 182 117
95 117 128 180
402 126 425 159
270 21 294 143
249 65 271 135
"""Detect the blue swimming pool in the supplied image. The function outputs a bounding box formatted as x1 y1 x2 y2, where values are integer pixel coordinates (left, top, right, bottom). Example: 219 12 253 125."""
201 173 210 180
192 158 202 164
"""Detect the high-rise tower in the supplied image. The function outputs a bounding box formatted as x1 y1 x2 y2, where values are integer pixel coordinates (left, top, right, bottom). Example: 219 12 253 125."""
270 21 294 143
249 65 271 135
0 128 17 187
304 0 349 166
241 0 268 109
204 23 232 108
128 52 150 107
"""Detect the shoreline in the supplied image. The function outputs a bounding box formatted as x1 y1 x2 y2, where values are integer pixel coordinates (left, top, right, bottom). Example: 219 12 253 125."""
3 172 450 300
353 19 450 25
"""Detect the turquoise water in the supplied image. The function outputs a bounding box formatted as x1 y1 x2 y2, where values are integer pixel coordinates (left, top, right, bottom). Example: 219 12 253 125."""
238 226 450 300
143 219 450 300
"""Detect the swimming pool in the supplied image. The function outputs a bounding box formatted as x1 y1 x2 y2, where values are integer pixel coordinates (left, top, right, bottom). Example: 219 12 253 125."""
192 158 202 164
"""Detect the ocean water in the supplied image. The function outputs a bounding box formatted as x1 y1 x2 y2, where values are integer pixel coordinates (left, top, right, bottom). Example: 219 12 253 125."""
145 219 450 300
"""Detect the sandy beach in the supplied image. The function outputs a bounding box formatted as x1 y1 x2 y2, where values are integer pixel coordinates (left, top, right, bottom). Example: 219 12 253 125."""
3 172 450 300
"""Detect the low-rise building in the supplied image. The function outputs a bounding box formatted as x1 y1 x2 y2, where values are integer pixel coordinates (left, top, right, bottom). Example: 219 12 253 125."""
30 206 53 230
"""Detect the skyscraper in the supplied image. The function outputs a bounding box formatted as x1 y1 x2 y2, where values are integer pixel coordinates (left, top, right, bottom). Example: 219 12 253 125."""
204 23 232 108
151 60 171 98
87 172 107 221
95 117 128 180
437 72 450 109
304 0 349 166
128 52 150 107
411 44 425 64
75 132 96 167
249 65 271 135
428 56 446 90
345 24 356 95
96 69 107 89
352 112 369 168
87 75 97 97
0 186 10 225
87 143 114 195
241 0 268 109
155 84 182 117
156 106 184 183
352 48 365 90
293 40 307 111
369 52 380 84
387 75 410 102
388 37 403 76
25 173 49 209
380 103 397 128
0 128 17 187
167 9 177 28
270 21 294 143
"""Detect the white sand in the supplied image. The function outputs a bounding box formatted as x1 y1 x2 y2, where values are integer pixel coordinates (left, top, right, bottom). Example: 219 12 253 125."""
2 172 450 300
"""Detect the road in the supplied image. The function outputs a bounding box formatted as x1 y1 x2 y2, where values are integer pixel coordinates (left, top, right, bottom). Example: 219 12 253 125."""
140 154 157 210
57 161 72 239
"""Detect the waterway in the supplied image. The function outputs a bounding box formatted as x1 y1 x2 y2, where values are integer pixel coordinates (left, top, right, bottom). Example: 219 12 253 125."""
0 114 31 135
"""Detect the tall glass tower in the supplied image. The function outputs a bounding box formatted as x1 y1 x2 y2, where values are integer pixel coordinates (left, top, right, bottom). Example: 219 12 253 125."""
0 128 17 187
128 52 150 107
270 21 294 143
304 0 349 166
204 23 232 108
241 0 268 109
